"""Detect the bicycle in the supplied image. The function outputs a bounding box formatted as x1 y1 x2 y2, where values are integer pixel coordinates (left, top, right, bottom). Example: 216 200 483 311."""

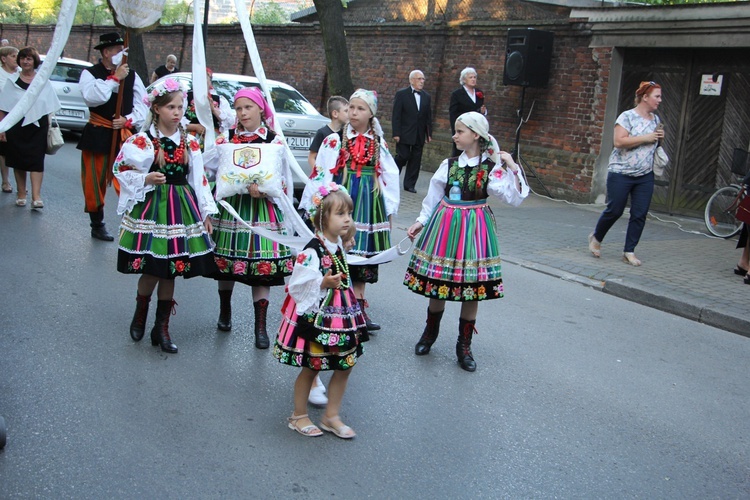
704 148 748 238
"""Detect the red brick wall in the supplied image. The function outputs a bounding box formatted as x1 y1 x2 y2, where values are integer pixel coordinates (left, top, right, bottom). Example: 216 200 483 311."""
0 21 608 201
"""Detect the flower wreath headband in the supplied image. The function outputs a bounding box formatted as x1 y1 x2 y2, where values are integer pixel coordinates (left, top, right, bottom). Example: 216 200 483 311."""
309 182 349 218
143 78 187 106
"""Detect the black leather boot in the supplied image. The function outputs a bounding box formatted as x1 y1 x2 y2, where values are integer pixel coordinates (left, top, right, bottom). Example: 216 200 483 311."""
357 298 381 331
129 294 151 341
217 289 232 331
89 209 114 241
253 299 270 349
415 308 444 355
456 318 477 372
150 300 178 353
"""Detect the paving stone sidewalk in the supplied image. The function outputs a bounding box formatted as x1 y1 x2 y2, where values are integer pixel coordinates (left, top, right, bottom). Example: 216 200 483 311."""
394 170 749 337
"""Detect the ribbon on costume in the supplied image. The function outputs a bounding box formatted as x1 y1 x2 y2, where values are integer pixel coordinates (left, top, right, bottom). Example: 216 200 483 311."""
217 200 411 265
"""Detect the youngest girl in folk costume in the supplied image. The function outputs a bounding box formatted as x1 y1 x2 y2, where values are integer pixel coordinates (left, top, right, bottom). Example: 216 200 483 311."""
404 112 529 372
210 87 294 349
274 183 366 439
114 78 218 353
302 89 400 332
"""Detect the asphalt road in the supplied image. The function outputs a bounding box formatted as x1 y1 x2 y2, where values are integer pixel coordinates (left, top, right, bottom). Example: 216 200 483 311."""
0 138 748 498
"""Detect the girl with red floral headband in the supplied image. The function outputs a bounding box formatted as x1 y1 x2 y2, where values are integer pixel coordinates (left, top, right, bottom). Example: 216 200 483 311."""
113 78 218 354
300 88 400 333
274 183 367 439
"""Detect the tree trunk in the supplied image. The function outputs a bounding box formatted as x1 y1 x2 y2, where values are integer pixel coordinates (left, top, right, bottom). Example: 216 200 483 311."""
126 29 148 86
312 0 354 98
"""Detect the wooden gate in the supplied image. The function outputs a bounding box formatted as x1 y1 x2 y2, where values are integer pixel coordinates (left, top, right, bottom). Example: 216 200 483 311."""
620 48 750 217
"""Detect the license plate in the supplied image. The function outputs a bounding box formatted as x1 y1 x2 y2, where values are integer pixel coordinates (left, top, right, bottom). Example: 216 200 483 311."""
57 109 85 119
286 136 312 150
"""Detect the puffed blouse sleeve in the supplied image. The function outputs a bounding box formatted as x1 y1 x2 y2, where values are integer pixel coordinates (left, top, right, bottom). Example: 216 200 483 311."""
186 134 218 220
287 250 328 315
487 161 529 207
299 132 340 213
377 137 400 217
217 95 235 134
416 159 450 226
113 133 156 215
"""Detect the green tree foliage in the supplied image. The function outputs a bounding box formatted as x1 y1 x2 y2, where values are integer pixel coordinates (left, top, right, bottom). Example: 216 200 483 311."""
252 2 289 24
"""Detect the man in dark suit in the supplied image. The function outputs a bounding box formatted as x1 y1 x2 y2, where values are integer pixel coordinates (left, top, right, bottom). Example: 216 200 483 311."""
449 67 486 157
392 70 432 193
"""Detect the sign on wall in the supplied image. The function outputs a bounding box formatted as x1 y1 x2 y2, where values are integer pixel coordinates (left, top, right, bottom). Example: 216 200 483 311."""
700 74 723 96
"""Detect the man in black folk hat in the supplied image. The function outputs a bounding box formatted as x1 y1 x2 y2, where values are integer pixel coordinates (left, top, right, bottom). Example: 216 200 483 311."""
77 32 147 241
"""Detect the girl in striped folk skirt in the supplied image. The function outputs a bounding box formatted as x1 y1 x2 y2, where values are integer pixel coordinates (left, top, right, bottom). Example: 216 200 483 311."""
114 78 218 354
404 112 529 372
274 184 366 439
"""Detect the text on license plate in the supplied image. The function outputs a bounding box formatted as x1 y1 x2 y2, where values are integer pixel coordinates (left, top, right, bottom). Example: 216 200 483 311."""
57 109 85 119
286 136 312 150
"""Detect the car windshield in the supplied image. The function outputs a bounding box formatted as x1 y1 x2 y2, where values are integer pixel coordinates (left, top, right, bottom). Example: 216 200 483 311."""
209 79 318 116
49 64 84 83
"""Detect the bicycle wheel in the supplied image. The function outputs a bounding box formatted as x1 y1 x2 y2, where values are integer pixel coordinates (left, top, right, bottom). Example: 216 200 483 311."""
705 185 743 238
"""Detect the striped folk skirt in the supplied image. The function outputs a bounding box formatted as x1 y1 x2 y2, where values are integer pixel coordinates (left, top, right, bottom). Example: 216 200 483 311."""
334 166 391 283
273 287 366 371
403 198 504 301
210 193 293 286
117 184 216 279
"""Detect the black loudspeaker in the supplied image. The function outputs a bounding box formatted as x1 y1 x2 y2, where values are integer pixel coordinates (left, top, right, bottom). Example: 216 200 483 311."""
503 28 554 88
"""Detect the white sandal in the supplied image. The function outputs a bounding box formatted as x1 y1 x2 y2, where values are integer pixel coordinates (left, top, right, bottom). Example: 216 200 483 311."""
622 252 641 266
287 413 323 437
588 233 601 258
319 415 356 439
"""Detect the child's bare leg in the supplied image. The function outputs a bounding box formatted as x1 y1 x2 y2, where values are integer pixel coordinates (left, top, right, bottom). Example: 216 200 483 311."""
321 369 356 439
293 367 318 424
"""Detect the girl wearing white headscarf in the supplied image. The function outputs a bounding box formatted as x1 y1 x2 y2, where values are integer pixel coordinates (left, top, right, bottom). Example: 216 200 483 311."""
300 88 400 333
404 112 528 372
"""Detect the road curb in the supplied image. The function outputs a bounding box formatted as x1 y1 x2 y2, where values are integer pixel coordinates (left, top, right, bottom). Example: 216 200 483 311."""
602 279 749 337
505 256 749 337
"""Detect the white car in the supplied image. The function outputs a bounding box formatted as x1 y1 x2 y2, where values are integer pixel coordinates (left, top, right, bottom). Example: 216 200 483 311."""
41 55 92 132
157 72 329 183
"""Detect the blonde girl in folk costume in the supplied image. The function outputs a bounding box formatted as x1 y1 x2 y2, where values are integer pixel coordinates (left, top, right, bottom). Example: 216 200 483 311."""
302 89 400 332
209 87 294 349
404 112 528 372
114 78 218 354
274 183 367 439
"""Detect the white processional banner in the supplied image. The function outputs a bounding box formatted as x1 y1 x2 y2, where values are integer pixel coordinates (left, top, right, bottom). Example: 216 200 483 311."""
107 0 166 32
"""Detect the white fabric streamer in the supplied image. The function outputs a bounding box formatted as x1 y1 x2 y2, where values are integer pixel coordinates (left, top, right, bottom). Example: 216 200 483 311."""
0 0 78 132
232 0 310 189
191 4 216 152
218 200 411 265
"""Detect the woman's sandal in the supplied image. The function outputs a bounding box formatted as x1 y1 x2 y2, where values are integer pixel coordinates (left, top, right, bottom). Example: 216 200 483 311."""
15 198 26 207
2 182 12 193
622 252 641 267
287 413 323 437
319 415 356 439
744 275 750 285
588 233 601 258
734 265 748 277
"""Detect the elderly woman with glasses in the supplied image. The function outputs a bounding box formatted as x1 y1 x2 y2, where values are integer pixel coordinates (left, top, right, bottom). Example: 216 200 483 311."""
448 67 487 157
588 81 665 266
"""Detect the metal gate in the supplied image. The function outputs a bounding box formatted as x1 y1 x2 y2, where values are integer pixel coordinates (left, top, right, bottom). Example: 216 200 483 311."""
620 48 750 217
